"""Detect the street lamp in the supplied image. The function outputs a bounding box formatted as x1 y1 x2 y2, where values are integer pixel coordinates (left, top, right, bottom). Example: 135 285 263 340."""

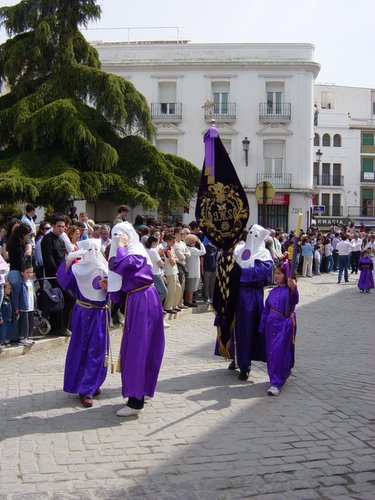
242 136 250 166
315 149 323 164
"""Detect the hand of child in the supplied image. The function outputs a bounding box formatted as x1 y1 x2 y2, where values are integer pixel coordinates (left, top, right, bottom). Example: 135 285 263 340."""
287 278 296 292
0 319 3 325
98 278 108 290
117 233 129 248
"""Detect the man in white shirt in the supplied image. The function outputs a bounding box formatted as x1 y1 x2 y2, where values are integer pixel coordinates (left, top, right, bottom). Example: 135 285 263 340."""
336 235 354 284
350 233 362 274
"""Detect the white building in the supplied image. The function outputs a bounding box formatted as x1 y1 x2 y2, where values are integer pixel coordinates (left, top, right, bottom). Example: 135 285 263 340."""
94 41 320 232
313 84 375 228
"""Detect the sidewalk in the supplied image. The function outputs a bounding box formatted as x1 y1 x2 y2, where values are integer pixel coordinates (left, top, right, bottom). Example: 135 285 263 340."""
0 271 374 499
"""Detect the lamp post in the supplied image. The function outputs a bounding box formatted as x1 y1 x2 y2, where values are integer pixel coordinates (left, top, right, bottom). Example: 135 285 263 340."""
315 149 323 165
242 136 250 166
312 149 323 227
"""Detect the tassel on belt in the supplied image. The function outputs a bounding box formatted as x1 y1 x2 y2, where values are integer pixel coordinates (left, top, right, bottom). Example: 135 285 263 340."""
75 299 114 372
116 282 154 373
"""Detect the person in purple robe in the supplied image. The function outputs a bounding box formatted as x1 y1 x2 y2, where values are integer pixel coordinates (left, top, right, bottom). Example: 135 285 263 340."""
229 224 273 380
57 239 110 408
108 222 165 417
357 250 374 292
259 260 299 396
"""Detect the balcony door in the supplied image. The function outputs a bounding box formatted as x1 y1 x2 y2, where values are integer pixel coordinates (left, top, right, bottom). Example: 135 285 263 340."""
159 82 176 115
212 82 230 116
266 82 284 116
264 140 285 182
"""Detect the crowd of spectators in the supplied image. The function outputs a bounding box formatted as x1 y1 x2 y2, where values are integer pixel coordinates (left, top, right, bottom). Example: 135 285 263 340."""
1 202 374 349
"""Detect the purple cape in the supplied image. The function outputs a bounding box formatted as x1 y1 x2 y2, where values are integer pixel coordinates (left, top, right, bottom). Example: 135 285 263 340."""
230 259 273 368
109 248 165 400
358 256 374 291
56 263 109 395
260 285 299 388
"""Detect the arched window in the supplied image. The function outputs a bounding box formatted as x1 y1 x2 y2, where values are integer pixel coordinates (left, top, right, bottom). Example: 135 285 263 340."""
322 133 331 147
314 133 320 146
333 134 341 147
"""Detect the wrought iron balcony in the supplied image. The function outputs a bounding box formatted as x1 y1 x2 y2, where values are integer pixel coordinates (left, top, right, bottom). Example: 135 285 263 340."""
348 205 375 217
361 171 375 182
259 102 291 122
204 102 236 121
256 172 292 188
316 206 343 217
151 102 182 121
313 175 344 187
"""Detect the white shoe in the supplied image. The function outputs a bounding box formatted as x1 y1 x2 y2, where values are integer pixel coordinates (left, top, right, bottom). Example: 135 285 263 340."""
25 339 35 345
268 385 281 396
18 339 29 346
116 405 143 417
163 321 170 329
178 304 189 310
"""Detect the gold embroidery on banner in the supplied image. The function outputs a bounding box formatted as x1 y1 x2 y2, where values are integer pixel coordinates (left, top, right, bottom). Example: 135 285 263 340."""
197 182 249 244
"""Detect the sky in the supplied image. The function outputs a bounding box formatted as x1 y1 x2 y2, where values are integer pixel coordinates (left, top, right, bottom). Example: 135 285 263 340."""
0 0 374 88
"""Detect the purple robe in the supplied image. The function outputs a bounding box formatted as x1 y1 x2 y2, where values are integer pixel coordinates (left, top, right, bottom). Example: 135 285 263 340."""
260 285 299 389
56 263 109 395
109 248 165 400
227 259 273 369
357 256 374 291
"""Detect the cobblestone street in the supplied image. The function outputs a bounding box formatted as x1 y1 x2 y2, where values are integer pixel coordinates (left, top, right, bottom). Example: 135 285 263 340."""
1 272 374 499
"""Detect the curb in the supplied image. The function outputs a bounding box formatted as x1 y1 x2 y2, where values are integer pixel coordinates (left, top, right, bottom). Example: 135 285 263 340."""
0 303 212 360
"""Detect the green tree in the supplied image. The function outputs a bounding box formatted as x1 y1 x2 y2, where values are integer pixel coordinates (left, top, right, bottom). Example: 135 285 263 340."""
0 0 200 214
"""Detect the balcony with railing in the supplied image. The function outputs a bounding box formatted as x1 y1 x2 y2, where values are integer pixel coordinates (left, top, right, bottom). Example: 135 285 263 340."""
151 102 182 122
361 171 375 182
318 206 343 217
348 205 375 218
259 102 291 122
313 175 344 187
204 102 236 121
256 172 292 188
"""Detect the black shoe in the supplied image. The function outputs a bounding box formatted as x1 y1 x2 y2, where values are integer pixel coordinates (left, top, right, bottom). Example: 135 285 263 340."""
238 369 250 381
228 360 236 370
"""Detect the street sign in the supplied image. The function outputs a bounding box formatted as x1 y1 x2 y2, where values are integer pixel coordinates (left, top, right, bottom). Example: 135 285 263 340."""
313 205 325 215
255 181 276 204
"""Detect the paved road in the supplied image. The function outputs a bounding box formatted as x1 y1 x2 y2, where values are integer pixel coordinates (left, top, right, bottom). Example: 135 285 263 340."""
0 273 374 499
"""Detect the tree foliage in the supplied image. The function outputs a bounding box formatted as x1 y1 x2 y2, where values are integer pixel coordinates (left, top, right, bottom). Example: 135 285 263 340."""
0 0 200 213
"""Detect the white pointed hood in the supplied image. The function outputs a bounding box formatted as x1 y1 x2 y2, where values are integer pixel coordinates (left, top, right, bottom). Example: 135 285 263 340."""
235 224 272 268
108 221 152 292
71 239 108 301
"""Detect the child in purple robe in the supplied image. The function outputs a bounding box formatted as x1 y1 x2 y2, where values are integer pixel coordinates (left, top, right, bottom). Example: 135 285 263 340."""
108 222 165 418
259 261 299 396
357 250 374 293
57 239 110 408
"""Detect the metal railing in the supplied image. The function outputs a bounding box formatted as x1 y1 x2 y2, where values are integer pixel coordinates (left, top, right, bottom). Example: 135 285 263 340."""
259 102 291 120
361 172 375 182
204 102 236 120
348 205 375 217
313 175 344 186
151 102 182 120
256 172 292 188
318 205 343 216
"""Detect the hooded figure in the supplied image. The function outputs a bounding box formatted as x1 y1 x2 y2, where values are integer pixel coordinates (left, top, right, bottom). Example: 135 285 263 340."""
229 224 273 380
56 239 110 408
108 221 165 417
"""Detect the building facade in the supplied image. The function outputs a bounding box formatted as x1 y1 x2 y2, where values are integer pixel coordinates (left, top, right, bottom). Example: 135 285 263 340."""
314 84 375 228
94 41 320 231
